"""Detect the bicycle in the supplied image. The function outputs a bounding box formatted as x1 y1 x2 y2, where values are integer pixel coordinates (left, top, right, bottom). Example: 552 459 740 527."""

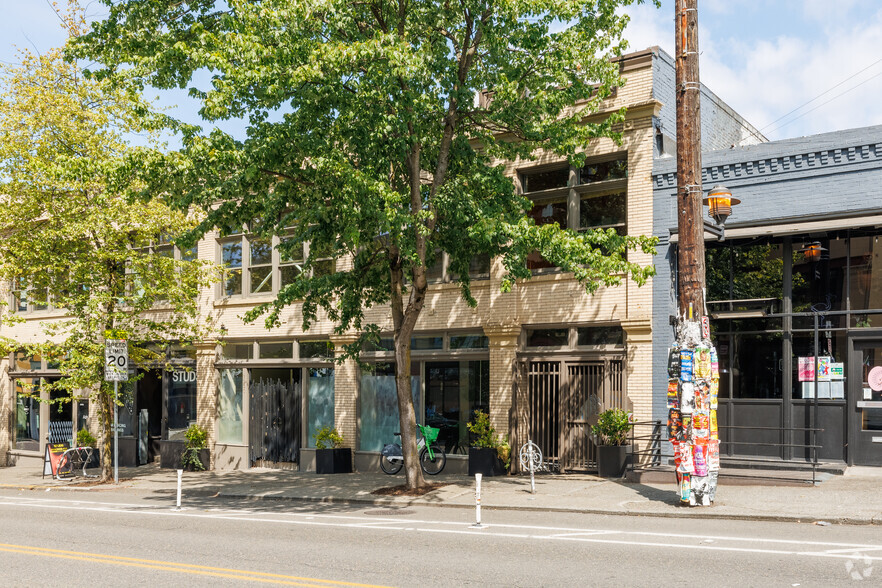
380 424 447 475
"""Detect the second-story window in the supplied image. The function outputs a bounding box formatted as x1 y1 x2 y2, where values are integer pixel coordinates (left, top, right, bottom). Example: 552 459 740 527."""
521 154 628 271
220 238 244 296
218 231 334 298
249 237 273 294
11 277 50 313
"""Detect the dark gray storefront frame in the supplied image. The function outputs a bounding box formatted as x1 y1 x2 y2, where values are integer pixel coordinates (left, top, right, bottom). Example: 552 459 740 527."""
652 125 882 466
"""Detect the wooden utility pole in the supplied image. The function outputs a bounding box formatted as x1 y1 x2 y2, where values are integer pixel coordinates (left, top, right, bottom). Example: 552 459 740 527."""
675 0 705 318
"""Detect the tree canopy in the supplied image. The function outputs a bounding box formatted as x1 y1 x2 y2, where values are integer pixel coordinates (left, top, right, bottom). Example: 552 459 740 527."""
71 0 658 488
0 2 215 480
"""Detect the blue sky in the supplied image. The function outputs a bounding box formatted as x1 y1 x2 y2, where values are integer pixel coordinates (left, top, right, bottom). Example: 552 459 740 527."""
3 0 882 144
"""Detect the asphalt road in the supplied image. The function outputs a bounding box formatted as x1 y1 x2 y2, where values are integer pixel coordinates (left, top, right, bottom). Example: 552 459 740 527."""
0 488 878 587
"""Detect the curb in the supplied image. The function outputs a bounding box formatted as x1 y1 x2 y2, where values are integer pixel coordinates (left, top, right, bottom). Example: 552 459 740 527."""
192 490 882 527
3 477 880 527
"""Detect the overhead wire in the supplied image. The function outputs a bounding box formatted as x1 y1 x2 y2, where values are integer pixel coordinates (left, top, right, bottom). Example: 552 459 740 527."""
740 56 882 143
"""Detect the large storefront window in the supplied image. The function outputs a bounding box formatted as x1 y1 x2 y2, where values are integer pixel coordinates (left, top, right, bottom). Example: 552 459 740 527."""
306 368 335 448
359 363 421 452
792 236 846 328
850 234 882 328
707 242 784 309
706 231 882 455
715 332 784 399
425 361 489 454
218 368 244 444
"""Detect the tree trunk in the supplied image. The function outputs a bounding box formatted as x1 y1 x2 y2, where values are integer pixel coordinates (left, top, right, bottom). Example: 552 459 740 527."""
394 335 426 489
99 386 113 482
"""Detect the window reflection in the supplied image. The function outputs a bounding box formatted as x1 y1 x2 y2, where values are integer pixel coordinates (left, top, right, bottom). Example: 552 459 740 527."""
850 235 882 327
792 237 845 313
706 242 784 308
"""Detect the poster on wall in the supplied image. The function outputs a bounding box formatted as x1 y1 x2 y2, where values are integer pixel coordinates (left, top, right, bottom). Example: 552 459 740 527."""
798 356 833 382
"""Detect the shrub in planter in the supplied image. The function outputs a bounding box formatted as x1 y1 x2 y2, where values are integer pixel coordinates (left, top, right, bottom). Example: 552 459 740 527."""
314 427 351 474
77 428 100 468
466 411 507 476
591 408 634 478
180 424 209 471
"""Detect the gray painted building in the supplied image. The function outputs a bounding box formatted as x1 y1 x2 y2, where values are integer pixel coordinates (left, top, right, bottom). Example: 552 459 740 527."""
652 125 882 466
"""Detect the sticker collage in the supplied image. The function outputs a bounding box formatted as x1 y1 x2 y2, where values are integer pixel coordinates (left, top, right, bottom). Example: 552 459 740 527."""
668 316 720 506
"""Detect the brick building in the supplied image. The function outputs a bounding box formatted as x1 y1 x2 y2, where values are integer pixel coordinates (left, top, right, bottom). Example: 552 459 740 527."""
1 47 762 472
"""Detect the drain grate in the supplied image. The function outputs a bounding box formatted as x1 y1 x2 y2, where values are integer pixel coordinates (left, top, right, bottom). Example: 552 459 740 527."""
363 509 416 516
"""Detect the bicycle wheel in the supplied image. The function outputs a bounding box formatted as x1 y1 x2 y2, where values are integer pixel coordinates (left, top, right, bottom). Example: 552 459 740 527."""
380 453 403 475
419 446 446 475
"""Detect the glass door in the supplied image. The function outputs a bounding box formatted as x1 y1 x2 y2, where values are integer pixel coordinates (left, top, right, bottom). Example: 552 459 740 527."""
850 341 882 466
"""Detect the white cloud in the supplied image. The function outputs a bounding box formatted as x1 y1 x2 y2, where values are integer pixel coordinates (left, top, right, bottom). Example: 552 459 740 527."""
623 0 882 140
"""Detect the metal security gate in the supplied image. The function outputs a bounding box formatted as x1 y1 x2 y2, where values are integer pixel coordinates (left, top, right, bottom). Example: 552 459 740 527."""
526 358 625 472
249 368 302 466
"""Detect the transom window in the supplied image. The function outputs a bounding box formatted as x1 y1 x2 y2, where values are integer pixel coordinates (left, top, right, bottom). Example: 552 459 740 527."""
218 339 335 361
525 325 625 349
361 331 490 354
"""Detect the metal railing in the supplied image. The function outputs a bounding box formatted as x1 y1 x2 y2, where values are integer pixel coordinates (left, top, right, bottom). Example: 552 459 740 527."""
628 420 663 470
627 420 824 484
717 424 823 485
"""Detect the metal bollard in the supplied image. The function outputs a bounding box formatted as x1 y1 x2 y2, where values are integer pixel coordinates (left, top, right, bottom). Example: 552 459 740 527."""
528 441 536 495
175 469 183 511
470 473 484 529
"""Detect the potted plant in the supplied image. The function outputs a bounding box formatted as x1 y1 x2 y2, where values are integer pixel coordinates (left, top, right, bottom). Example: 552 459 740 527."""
466 410 506 476
77 427 100 469
179 424 210 471
314 427 351 474
591 408 633 478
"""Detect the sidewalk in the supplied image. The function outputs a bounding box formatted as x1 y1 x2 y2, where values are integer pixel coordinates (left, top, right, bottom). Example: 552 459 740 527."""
1 462 881 525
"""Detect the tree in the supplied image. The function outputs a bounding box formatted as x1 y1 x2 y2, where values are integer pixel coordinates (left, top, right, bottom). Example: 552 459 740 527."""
0 2 214 481
72 0 657 489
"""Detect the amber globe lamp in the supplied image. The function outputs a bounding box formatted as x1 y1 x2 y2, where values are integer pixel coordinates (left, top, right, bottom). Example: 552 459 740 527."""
703 185 741 226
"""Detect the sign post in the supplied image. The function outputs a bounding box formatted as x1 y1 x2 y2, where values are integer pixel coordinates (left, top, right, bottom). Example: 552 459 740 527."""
105 339 129 484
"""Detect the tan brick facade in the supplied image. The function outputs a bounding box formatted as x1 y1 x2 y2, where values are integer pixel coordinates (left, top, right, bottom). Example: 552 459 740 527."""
2 49 666 473
330 334 359 450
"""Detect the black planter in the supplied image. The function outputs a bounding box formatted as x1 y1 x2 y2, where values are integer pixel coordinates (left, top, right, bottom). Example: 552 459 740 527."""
315 448 352 474
596 445 628 478
468 447 505 476
160 440 210 471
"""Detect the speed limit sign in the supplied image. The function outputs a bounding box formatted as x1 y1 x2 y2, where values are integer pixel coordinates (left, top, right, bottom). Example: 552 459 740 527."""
105 339 129 382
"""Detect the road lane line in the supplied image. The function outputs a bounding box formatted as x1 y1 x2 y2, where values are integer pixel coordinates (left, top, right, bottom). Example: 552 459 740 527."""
0 542 391 588
2 495 881 561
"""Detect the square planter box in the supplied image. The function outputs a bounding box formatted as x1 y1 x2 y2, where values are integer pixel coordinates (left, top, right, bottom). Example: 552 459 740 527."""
160 440 210 471
468 447 506 476
315 448 352 474
596 445 628 478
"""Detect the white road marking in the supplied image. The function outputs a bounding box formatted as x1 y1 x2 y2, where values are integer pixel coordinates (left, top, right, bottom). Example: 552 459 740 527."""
1 495 880 562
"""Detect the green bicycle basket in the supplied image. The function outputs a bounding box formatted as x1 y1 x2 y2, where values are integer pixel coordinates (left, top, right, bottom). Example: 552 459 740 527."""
419 425 440 445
